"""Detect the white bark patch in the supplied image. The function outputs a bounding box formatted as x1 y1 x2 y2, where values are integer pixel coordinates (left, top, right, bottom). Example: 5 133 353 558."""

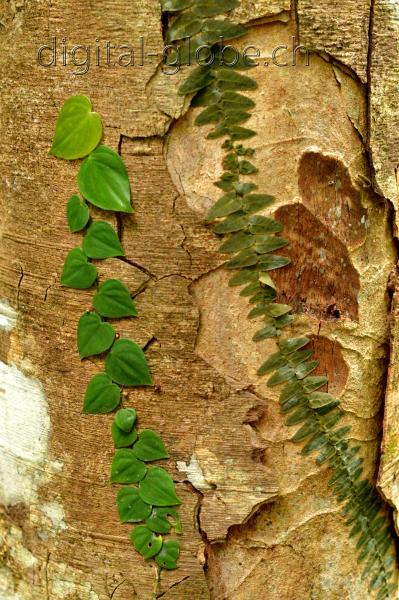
0 361 50 505
176 455 214 491
0 300 17 332
40 502 67 532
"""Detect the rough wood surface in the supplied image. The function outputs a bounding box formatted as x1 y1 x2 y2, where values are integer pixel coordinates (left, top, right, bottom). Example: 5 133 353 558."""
369 0 399 209
297 0 371 82
1 2 399 600
166 20 397 598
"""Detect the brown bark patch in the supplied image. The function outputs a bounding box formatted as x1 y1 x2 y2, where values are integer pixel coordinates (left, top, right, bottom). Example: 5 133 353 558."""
298 150 368 248
273 203 360 322
310 335 349 397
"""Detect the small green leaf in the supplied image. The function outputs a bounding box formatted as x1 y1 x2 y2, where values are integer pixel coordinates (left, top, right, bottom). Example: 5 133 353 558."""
83 373 121 414
192 0 239 17
162 0 193 11
239 160 258 174
131 526 163 560
77 312 115 359
243 194 274 213
258 352 286 376
111 449 147 484
301 432 328 455
155 540 181 570
221 91 255 110
309 392 338 409
259 272 276 289
286 406 312 425
66 195 90 233
289 349 313 367
229 267 258 286
115 408 137 432
78 146 132 213
112 422 138 448
292 420 319 442
254 235 289 254
303 376 328 393
207 193 242 220
139 467 181 506
280 381 306 404
105 339 152 386
280 337 310 354
265 304 292 318
50 95 102 160
229 126 257 141
275 313 295 329
167 12 203 42
133 430 169 462
223 111 251 127
223 153 239 171
258 255 291 270
240 281 261 297
60 248 97 289
195 105 224 126
93 279 137 318
192 88 222 107
267 365 295 387
225 249 259 269
146 507 182 535
179 67 214 95
83 221 124 259
215 69 258 91
219 231 253 253
233 182 257 195
117 487 152 523
249 216 283 234
253 322 277 341
203 20 247 43
213 214 248 233
296 360 319 379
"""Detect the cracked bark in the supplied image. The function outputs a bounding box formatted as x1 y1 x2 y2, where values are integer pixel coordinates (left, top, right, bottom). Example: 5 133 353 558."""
1 1 399 600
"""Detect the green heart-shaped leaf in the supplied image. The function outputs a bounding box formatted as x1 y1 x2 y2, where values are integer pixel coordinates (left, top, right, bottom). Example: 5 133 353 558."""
133 430 169 462
112 422 138 448
93 279 137 318
146 507 182 535
50 95 103 160
117 487 152 523
115 408 137 432
139 467 181 507
78 146 132 213
110 449 147 484
82 221 124 259
83 373 121 414
60 248 97 289
66 195 90 233
105 339 152 386
130 526 162 560
155 540 180 570
77 312 115 359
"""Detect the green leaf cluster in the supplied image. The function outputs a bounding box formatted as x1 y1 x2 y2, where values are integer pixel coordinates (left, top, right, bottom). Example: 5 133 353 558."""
50 96 182 573
111 408 182 568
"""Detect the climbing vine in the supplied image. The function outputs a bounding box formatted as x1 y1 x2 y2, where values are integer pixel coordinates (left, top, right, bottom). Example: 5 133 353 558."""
161 0 398 597
50 95 182 574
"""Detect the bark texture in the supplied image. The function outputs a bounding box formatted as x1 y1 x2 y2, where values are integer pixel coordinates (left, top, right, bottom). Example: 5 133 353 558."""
0 1 399 599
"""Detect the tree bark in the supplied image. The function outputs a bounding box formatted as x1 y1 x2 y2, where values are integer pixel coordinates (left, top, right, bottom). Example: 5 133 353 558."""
1 1 398 599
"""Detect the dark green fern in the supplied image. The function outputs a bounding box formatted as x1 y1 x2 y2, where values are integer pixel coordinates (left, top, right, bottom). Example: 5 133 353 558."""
161 0 398 596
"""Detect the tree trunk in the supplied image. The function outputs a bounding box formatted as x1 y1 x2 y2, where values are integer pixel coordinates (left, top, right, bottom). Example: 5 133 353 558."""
1 1 398 599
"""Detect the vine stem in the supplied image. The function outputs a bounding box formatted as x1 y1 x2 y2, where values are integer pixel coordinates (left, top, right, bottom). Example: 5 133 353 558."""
153 564 162 599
